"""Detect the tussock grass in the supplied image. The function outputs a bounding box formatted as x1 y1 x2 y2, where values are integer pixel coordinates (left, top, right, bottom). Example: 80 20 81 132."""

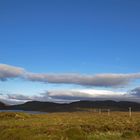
0 112 140 140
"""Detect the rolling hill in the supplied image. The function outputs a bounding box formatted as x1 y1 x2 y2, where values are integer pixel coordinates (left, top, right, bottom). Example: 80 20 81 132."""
1 100 139 112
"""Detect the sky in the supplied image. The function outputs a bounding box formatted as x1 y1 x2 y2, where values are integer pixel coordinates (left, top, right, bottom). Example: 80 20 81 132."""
0 0 140 104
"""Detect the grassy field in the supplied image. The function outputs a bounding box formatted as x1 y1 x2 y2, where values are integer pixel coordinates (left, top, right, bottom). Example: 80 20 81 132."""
0 112 140 140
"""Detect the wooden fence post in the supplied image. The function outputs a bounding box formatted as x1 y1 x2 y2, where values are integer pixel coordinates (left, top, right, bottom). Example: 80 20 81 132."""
108 109 110 116
99 109 101 115
129 107 132 117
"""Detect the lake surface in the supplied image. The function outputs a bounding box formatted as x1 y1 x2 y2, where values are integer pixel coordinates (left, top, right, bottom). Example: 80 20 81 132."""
0 110 47 114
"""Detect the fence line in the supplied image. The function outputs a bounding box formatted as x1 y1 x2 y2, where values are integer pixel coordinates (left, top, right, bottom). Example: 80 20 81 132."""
90 107 132 117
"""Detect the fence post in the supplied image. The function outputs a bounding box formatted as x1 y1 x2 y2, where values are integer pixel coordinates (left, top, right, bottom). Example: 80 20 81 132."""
129 107 132 117
108 109 110 116
99 109 101 115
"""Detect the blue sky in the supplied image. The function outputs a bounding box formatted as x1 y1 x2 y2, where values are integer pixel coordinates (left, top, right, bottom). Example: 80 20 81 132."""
0 0 140 104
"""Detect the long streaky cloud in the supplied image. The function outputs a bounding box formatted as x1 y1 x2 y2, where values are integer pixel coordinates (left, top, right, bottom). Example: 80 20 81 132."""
1 63 140 87
26 73 140 87
0 64 25 81
47 89 125 100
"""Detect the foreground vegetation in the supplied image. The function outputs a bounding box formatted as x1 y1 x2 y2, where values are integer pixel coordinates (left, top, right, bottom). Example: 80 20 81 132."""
0 112 140 140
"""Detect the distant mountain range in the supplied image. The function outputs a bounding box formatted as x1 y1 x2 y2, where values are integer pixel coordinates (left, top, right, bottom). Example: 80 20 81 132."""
1 100 140 112
0 102 6 109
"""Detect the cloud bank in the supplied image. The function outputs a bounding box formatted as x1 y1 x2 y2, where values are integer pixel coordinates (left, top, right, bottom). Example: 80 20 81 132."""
129 87 140 97
1 88 140 105
1 64 140 87
47 89 125 100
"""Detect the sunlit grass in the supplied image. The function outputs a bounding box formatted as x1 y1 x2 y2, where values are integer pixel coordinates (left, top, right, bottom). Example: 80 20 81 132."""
0 112 140 140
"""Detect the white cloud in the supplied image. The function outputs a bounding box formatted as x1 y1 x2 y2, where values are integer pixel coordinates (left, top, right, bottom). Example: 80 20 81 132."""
47 89 126 100
26 73 138 87
1 63 140 88
0 64 25 81
1 88 140 105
